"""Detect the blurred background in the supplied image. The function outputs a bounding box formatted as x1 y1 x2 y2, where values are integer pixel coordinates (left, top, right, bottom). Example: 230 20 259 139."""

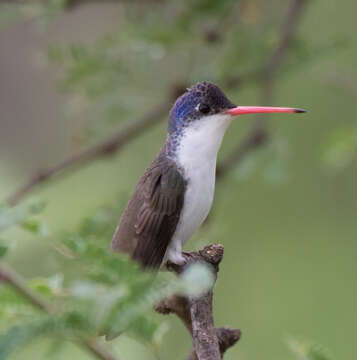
0 0 356 359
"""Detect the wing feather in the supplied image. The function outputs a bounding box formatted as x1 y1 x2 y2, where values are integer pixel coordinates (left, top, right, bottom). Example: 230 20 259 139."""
111 147 185 269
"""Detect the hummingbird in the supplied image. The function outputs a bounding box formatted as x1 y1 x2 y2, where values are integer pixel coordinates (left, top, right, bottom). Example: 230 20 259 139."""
111 81 305 269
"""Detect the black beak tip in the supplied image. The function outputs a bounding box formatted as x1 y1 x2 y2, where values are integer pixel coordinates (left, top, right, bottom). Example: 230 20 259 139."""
294 108 307 113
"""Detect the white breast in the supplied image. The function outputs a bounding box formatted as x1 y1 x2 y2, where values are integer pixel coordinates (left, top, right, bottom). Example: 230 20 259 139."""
164 113 232 264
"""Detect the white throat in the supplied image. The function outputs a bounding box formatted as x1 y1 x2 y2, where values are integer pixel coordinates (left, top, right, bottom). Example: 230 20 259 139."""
176 113 232 172
164 113 232 264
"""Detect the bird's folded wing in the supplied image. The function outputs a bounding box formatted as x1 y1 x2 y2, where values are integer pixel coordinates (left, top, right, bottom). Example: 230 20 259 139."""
111 155 185 269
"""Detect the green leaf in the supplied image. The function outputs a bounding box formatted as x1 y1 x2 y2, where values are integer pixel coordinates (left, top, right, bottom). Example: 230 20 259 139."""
127 315 161 343
21 219 49 236
105 263 213 340
0 316 58 359
56 204 214 342
179 262 214 296
30 281 53 298
0 245 8 258
45 339 65 359
0 321 38 359
288 338 334 360
0 313 90 359
0 201 46 233
0 287 34 321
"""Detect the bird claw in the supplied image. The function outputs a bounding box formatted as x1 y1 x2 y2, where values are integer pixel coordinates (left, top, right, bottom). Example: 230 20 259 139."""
165 251 193 272
182 251 193 261
165 260 181 272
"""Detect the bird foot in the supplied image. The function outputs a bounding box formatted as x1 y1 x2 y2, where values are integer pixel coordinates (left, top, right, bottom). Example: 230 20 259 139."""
182 251 194 261
165 252 193 272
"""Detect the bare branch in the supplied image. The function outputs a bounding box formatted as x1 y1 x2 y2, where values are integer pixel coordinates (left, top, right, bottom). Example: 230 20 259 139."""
0 263 120 360
155 295 241 360
186 327 241 360
187 246 222 360
156 245 240 360
155 294 192 332
189 288 220 360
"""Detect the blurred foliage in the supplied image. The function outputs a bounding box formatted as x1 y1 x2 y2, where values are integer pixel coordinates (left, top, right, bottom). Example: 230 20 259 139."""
2 0 351 172
0 0 67 29
0 201 45 233
47 43 124 98
0 203 213 358
0 201 47 256
0 0 356 359
288 338 334 360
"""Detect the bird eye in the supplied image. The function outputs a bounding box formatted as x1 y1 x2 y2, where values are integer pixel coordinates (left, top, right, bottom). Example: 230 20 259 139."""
198 103 210 114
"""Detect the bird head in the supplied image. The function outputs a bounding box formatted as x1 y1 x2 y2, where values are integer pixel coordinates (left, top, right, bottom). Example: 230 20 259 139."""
168 81 305 134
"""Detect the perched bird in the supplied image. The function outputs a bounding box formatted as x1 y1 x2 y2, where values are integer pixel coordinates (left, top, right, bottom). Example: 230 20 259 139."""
111 81 305 269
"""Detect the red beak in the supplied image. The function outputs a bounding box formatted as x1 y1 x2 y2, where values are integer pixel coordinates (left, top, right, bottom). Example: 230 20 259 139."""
225 106 306 116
